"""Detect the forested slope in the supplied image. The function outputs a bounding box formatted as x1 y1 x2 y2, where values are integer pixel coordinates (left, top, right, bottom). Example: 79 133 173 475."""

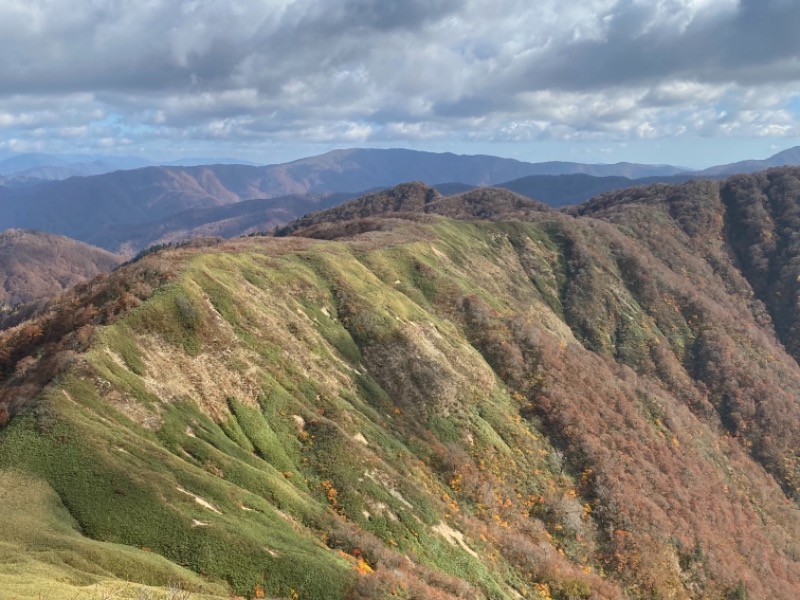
3 176 800 598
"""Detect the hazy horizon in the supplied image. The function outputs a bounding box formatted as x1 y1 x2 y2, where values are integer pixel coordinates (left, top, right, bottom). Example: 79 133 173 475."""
1 140 798 172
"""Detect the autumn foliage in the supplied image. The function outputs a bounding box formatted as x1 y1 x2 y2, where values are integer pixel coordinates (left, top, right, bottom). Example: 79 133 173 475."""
8 173 800 598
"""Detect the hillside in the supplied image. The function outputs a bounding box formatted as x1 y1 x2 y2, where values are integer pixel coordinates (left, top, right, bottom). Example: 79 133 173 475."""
571 167 800 368
497 173 698 207
4 177 800 598
88 192 358 255
274 183 550 237
0 229 123 307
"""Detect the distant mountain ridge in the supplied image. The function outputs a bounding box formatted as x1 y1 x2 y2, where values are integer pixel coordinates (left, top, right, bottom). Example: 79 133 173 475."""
696 146 800 176
269 148 689 188
0 148 688 184
6 144 800 184
0 148 696 252
0 153 260 181
496 173 698 207
0 153 151 178
4 146 800 257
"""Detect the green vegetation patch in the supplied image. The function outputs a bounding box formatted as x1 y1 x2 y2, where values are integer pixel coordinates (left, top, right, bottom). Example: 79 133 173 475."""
0 393 353 598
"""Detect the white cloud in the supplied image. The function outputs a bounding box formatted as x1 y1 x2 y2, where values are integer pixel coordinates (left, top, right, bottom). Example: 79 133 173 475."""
1 0 800 157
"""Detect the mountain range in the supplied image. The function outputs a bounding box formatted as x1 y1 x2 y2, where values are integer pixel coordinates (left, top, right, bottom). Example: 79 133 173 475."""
694 145 800 176
0 146 728 249
4 146 800 311
0 145 799 312
0 147 799 257
0 149 696 254
0 153 261 181
5 170 800 598
3 144 800 185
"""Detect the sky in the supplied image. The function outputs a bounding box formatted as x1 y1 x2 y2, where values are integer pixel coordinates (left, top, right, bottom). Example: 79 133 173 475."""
3 0 800 167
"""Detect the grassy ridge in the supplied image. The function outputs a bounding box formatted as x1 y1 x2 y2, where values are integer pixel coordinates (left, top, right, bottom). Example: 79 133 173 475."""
4 204 800 598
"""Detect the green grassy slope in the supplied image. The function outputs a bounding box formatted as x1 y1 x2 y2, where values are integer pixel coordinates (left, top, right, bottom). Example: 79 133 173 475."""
3 183 800 599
